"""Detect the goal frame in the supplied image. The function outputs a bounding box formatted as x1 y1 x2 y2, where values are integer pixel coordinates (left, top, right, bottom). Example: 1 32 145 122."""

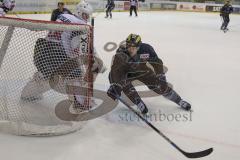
0 16 94 136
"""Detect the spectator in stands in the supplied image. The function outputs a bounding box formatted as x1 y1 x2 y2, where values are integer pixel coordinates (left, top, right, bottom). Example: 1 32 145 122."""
51 2 72 21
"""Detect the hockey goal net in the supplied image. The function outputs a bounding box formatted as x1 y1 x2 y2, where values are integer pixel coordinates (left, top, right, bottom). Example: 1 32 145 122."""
0 17 94 136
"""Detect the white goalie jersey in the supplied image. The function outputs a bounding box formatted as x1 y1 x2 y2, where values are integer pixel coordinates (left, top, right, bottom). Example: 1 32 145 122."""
0 1 105 137
21 12 105 108
47 13 89 58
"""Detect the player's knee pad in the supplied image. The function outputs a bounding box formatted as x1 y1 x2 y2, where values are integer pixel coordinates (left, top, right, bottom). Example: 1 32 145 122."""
157 85 170 95
122 85 141 104
147 85 157 90
123 86 137 96
147 81 169 95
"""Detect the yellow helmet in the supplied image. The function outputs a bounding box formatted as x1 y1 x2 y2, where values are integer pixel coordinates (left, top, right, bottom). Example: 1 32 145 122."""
126 34 142 47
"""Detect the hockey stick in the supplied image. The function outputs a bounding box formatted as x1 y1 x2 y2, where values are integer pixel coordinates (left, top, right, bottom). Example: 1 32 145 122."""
117 96 213 159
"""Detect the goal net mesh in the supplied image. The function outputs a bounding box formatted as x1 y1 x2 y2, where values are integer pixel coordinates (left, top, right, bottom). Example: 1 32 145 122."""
0 17 93 136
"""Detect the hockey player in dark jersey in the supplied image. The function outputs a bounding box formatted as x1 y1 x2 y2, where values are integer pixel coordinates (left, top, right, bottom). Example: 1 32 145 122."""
107 34 191 114
220 0 233 32
0 0 15 16
105 0 115 18
50 2 72 21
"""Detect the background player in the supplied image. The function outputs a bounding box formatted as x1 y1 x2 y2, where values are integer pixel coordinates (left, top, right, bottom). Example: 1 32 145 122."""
107 34 191 114
21 1 106 111
105 0 115 19
129 0 138 17
51 2 72 21
220 0 233 33
0 0 15 17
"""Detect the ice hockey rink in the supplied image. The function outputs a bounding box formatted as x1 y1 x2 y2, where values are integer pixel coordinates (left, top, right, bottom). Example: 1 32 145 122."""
0 11 240 160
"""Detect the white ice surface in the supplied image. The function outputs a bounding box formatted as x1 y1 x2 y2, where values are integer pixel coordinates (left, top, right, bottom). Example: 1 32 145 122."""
0 11 240 160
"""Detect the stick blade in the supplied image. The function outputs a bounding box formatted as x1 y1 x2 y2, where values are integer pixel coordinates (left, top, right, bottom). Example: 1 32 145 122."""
183 148 213 159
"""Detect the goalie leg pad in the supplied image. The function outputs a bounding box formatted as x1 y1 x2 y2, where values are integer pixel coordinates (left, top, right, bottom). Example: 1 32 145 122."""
21 72 50 101
67 79 92 112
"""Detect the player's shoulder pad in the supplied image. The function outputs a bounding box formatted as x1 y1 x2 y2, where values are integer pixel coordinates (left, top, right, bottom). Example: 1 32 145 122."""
139 43 155 52
139 43 158 57
114 49 129 64
116 43 128 54
140 43 152 48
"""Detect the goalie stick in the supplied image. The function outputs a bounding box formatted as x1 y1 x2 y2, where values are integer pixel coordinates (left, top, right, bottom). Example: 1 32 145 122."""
117 96 213 159
0 26 14 69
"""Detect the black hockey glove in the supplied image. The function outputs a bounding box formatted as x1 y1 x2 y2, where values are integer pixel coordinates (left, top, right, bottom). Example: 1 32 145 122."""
156 74 167 86
107 83 122 101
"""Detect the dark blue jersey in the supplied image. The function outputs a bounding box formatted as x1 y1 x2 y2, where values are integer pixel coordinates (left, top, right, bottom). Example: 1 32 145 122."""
220 4 233 15
106 0 115 7
110 43 164 84
51 8 72 21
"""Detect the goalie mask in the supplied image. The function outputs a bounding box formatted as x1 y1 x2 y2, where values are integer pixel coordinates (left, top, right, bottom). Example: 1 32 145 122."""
75 1 93 21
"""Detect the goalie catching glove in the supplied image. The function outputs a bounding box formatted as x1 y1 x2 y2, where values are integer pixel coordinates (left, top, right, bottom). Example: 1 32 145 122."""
92 56 107 73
